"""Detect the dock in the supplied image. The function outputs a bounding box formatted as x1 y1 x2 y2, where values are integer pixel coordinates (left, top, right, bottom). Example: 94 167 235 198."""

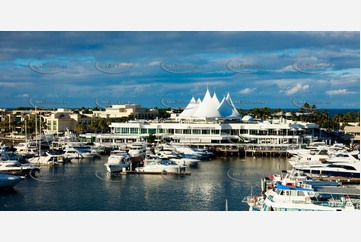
185 143 292 157
117 170 191 176
307 175 360 185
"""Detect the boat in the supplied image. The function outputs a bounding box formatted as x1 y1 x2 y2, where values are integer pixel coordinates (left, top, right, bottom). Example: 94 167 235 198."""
169 154 200 167
61 146 84 159
135 158 186 173
0 173 26 189
242 169 341 211
105 149 131 173
128 142 147 160
259 182 360 211
292 160 360 179
171 145 211 160
28 152 67 166
0 160 40 176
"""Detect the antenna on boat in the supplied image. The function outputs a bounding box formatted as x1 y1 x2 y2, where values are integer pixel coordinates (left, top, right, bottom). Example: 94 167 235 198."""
225 199 228 211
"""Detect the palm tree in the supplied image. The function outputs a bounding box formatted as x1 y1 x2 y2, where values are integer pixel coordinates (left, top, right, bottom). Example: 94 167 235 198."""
74 123 86 134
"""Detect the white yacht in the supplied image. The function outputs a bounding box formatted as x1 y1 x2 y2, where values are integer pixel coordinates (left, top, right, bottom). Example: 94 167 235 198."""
135 159 186 173
62 146 84 159
292 160 360 179
105 149 131 173
128 142 146 159
28 152 66 166
169 154 200 167
0 173 26 188
260 182 359 211
0 160 40 176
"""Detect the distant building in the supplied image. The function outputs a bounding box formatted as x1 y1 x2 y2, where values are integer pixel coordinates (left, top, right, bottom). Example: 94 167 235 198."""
344 123 360 145
43 108 94 134
92 104 159 119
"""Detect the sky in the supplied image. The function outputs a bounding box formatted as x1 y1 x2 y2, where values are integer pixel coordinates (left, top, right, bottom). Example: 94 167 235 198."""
0 31 359 110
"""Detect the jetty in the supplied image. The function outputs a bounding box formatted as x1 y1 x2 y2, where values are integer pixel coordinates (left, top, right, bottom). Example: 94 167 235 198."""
117 170 191 176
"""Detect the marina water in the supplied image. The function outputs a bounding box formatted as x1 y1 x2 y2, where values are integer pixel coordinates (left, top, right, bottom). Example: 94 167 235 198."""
1 155 292 211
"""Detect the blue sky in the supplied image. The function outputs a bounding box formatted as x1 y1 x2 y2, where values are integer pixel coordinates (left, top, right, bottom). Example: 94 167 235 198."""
0 31 359 110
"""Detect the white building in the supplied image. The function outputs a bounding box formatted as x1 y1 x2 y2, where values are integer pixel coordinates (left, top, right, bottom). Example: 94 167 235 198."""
92 89 319 147
92 104 158 119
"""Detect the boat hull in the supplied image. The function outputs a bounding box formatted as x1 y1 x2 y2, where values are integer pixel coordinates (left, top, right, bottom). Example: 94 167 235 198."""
0 174 26 188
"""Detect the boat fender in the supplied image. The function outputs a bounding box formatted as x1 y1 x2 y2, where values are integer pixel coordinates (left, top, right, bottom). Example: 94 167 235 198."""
305 197 310 203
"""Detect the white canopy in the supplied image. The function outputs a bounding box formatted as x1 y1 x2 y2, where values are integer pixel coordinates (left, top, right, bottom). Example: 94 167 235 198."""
178 96 199 118
192 89 222 118
218 92 242 118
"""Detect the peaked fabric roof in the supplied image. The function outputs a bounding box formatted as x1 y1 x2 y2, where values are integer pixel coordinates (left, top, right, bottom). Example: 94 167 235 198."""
192 89 222 118
218 92 242 118
177 89 241 120
178 96 199 118
212 92 220 108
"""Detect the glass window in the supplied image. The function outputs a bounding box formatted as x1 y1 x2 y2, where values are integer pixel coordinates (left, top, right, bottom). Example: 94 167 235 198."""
192 129 201 135
130 128 138 134
202 129 210 134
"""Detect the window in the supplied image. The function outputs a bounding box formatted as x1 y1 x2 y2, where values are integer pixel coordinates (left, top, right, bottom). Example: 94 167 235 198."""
202 129 210 135
121 127 129 134
130 128 138 134
192 129 201 135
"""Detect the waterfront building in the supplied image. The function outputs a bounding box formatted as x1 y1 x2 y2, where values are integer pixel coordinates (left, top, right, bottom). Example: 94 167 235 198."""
89 89 319 147
43 109 95 134
91 104 159 119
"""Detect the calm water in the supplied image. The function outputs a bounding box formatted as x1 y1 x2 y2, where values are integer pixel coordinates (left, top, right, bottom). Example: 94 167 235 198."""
0 155 292 211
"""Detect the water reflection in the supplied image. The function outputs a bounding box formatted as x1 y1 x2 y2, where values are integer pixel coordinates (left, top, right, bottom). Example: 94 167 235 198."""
1 155 292 211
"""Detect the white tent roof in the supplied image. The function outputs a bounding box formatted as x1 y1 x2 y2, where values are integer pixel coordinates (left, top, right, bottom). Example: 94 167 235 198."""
242 115 255 121
217 92 242 118
192 89 222 118
178 96 199 118
212 92 221 108
196 98 201 104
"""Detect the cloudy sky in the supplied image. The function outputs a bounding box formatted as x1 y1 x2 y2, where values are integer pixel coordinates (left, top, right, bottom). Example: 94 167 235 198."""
0 31 359 110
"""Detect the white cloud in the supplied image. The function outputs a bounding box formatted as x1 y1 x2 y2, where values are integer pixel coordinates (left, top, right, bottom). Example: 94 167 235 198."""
325 89 356 95
15 93 29 98
239 88 256 94
283 84 309 96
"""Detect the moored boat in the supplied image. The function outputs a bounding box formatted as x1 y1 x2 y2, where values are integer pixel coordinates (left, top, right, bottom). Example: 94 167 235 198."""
0 173 26 189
